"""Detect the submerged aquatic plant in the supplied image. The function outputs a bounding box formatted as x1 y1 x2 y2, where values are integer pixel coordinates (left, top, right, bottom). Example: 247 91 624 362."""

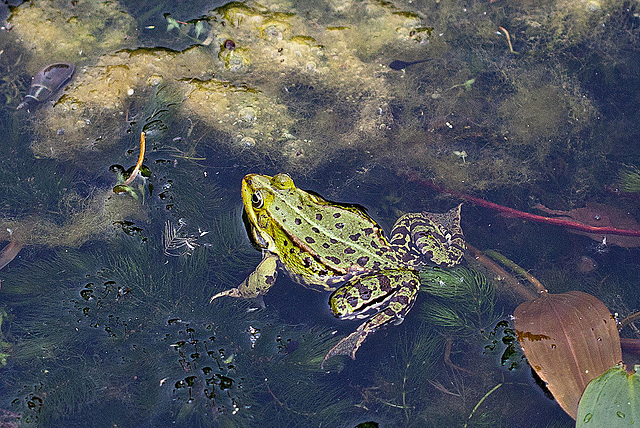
618 166 640 193
419 267 500 335
0 308 11 367
0 220 359 426
368 327 445 426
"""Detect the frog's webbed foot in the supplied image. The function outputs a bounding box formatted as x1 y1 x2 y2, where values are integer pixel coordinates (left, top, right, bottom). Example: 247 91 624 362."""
419 203 465 267
210 252 278 303
321 326 369 368
391 204 465 268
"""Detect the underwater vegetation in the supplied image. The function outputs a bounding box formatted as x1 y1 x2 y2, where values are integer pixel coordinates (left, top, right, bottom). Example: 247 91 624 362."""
419 267 500 336
0 109 145 248
3 0 639 201
617 166 640 193
0 0 639 426
1 0 639 202
0 229 362 427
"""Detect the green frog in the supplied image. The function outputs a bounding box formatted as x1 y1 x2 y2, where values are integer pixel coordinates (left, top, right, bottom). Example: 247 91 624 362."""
210 173 465 366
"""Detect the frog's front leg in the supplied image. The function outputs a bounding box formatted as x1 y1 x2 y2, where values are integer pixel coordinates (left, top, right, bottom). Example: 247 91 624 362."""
322 270 419 367
210 252 278 302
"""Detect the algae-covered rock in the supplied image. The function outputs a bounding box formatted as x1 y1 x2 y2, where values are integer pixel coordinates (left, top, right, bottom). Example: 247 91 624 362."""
8 0 137 72
181 78 295 153
26 0 434 173
30 46 218 159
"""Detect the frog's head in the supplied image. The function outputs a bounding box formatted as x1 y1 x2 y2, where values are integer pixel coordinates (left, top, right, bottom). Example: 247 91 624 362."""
241 173 296 251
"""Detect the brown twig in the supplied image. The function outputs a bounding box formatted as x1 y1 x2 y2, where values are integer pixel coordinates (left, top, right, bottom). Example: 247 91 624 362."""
407 174 640 238
465 243 538 302
498 26 517 54
123 132 146 186
620 310 640 329
483 250 547 294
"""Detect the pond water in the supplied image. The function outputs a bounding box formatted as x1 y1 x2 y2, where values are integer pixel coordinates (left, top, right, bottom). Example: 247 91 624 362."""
0 0 639 426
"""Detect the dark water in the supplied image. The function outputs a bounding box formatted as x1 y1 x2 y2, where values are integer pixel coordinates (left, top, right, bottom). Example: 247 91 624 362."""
0 0 639 427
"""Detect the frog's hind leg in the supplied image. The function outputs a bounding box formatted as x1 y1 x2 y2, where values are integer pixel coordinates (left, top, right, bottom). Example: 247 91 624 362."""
322 270 419 367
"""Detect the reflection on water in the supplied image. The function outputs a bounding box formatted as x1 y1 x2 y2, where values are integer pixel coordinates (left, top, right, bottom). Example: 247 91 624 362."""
0 0 639 426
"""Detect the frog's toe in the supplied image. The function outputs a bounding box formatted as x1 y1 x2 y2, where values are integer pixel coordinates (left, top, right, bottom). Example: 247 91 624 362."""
209 288 242 303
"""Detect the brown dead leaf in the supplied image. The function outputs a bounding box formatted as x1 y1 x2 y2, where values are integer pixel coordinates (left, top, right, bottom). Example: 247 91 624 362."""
534 202 640 247
513 291 622 419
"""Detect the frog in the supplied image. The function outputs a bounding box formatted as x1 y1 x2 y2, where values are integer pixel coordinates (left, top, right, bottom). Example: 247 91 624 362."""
210 173 465 366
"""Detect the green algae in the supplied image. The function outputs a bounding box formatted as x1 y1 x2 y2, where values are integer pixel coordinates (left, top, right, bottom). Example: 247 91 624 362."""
8 0 137 73
4 0 638 199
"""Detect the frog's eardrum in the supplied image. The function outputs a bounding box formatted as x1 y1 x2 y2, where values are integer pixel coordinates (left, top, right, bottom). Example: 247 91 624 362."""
17 62 75 111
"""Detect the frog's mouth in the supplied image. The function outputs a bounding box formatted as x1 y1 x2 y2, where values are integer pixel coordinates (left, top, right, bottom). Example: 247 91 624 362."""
242 209 268 250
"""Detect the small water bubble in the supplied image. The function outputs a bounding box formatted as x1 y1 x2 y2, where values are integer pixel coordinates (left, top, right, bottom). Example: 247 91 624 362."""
239 136 256 147
238 106 256 122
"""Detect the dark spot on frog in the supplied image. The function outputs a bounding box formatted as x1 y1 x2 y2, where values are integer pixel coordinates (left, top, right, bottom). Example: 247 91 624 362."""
363 228 374 236
330 238 338 244
333 213 341 218
223 39 236 50
347 295 359 309
357 256 369 266
295 218 302 225
370 241 379 249
322 243 330 248
305 236 315 244
265 274 276 285
390 236 405 245
312 227 320 233
396 294 409 305
402 253 415 263
372 261 381 270
316 213 323 220
283 240 289 246
327 256 341 265
383 307 396 317
344 247 356 254
303 257 312 267
379 276 392 292
349 233 361 241
335 223 345 229
357 284 372 301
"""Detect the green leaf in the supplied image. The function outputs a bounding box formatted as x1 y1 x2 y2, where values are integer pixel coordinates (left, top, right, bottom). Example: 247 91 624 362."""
577 364 640 427
166 16 179 32
195 20 204 39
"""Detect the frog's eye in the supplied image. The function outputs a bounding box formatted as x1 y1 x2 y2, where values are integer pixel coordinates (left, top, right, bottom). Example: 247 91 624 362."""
251 191 264 208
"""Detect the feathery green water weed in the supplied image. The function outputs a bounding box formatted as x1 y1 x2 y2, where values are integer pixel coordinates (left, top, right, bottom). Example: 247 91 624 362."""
419 267 500 335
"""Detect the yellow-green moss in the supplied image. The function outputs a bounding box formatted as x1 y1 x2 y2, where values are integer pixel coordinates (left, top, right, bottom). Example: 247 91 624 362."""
9 0 137 73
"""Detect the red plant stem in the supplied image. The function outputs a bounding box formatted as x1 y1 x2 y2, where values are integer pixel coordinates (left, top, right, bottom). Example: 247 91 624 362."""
408 174 640 237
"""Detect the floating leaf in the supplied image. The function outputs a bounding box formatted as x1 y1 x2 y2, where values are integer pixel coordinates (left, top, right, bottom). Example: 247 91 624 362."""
513 291 622 419
577 364 640 427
